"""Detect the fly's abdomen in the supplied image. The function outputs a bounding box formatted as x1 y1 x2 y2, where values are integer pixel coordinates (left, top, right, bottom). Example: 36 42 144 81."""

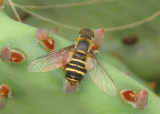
65 50 87 85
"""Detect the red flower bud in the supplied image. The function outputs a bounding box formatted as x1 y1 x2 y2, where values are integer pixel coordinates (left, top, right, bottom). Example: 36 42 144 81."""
41 37 54 51
120 89 148 109
35 28 55 51
0 84 12 98
0 84 12 110
0 47 25 63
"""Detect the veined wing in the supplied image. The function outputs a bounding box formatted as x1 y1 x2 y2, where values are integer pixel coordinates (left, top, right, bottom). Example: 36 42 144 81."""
86 51 117 97
28 44 75 72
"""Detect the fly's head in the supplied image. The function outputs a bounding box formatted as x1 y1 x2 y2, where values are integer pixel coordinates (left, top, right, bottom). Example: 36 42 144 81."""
79 28 94 40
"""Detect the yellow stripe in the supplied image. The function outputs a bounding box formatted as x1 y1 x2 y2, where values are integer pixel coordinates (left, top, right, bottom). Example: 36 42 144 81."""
79 37 92 43
66 77 79 82
76 50 86 54
66 68 84 75
68 63 85 69
71 58 85 64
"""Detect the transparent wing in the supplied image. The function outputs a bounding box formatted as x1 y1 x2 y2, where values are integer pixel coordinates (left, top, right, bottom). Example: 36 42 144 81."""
28 44 75 72
86 51 117 97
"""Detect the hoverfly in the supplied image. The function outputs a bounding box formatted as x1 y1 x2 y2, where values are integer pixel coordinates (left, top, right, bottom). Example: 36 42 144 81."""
28 28 117 97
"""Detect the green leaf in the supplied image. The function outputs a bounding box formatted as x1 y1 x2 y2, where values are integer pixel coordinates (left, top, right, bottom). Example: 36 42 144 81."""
0 9 160 114
4 0 160 80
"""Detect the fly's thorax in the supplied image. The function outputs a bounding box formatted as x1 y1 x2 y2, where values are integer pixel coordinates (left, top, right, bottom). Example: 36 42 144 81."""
75 37 92 53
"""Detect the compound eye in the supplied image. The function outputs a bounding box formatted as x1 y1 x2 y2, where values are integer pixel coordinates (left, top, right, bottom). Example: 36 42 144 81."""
88 30 94 38
79 28 94 38
79 28 86 35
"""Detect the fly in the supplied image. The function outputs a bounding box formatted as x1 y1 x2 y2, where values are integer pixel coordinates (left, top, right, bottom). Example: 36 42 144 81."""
28 28 117 97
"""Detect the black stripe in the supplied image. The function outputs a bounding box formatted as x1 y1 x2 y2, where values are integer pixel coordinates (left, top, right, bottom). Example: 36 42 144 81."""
66 71 83 81
67 64 86 73
75 51 86 57
80 34 92 39
72 55 86 61
69 60 85 68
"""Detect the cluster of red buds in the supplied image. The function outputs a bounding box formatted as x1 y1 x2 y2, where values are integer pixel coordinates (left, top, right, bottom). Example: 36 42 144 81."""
120 89 148 109
35 28 55 51
0 47 25 63
0 84 12 110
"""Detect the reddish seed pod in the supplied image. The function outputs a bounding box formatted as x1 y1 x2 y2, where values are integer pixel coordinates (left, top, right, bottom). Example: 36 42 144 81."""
0 84 12 98
0 47 25 63
121 90 136 102
35 28 55 51
0 84 12 110
10 49 25 63
121 90 137 107
41 37 55 51
35 28 49 41
120 89 148 109
92 28 104 50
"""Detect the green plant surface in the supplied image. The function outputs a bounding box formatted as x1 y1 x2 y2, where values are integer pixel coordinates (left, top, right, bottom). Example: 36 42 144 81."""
0 9 160 114
4 0 160 80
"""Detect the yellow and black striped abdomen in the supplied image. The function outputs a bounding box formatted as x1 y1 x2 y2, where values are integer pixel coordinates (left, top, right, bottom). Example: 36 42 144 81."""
65 50 87 85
